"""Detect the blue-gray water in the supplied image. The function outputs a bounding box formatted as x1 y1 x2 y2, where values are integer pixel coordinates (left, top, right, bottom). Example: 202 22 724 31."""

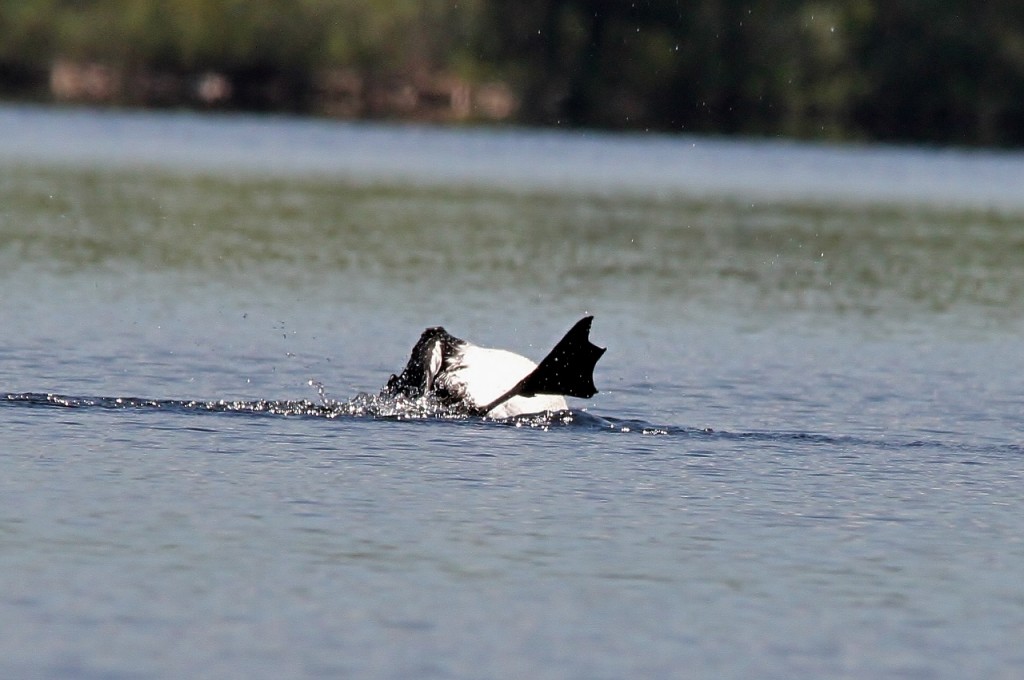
1 105 1023 679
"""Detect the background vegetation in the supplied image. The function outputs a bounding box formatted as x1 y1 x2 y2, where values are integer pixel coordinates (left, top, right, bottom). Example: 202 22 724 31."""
2 0 1024 146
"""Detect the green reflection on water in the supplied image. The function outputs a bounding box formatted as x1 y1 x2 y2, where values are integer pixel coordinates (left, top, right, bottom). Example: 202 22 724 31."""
3 164 1023 319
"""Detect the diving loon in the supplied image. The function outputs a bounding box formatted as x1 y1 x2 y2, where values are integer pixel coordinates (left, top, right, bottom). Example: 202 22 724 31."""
382 316 605 419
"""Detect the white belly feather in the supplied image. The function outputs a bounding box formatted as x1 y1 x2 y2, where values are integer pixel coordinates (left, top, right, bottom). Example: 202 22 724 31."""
444 345 567 418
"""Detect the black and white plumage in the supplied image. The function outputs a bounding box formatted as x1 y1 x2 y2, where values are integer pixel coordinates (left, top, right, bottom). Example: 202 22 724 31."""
382 316 606 419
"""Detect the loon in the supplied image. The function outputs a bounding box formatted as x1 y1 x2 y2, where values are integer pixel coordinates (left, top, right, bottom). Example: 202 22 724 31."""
382 316 605 419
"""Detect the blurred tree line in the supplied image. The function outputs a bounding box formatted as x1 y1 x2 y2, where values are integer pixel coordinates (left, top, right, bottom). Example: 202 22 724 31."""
2 0 1023 145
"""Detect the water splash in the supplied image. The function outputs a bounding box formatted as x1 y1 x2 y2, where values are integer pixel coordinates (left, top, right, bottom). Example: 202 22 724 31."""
2 390 561 425
1 389 676 434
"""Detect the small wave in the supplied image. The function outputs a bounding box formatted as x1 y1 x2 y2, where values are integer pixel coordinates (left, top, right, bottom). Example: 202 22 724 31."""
5 391 1020 453
1 391 698 435
2 390 464 420
2 390 588 427
2 390 669 434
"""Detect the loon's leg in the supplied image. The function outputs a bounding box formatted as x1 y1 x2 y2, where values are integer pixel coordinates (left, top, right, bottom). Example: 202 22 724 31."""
476 316 605 415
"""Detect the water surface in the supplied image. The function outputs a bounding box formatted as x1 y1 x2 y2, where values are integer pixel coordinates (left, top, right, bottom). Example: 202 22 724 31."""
1 106 1023 679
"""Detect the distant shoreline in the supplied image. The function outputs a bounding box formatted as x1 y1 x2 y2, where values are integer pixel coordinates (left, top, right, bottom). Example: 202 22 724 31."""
2 59 518 126
3 1 1024 147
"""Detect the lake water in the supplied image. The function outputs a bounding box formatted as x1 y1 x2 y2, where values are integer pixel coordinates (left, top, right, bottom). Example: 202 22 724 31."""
1 105 1023 679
